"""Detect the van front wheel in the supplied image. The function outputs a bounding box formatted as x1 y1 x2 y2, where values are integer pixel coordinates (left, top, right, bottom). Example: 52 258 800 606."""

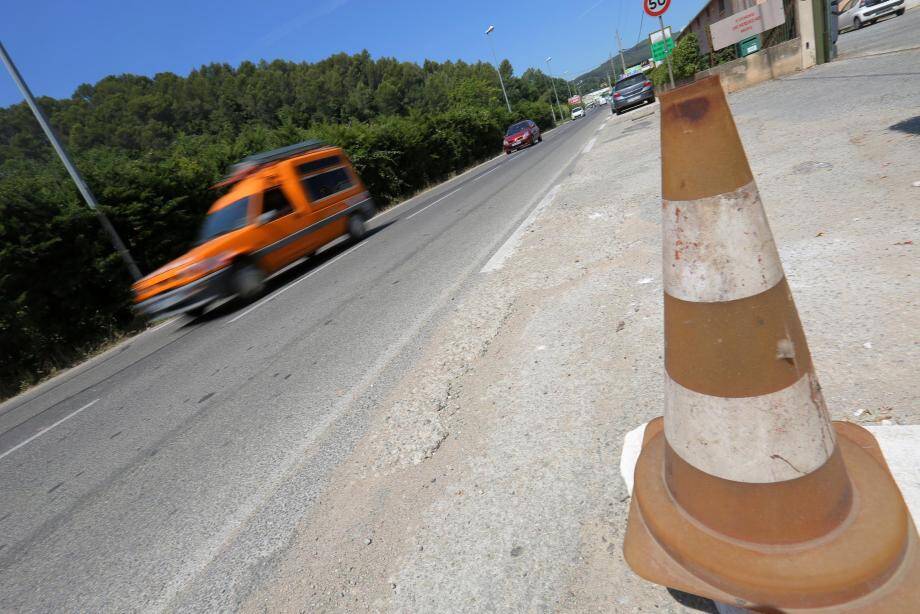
348 215 367 241
232 261 265 301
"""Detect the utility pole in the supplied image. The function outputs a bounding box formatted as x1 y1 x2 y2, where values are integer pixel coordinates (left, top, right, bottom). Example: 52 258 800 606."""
0 41 142 281
484 26 512 113
545 57 564 120
608 52 618 82
615 29 628 75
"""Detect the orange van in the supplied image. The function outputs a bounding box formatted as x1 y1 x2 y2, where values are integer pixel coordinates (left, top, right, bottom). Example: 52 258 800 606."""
132 141 375 319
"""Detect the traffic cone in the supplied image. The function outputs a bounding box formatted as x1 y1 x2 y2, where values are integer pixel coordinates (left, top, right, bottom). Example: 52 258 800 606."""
623 75 920 611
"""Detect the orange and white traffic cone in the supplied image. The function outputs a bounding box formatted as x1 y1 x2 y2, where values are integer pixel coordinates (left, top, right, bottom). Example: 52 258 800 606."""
623 75 920 611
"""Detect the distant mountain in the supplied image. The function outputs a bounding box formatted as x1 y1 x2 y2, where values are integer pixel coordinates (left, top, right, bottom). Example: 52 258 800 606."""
575 40 653 89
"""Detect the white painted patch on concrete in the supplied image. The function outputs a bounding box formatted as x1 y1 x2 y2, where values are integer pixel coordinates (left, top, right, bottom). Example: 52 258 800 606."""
662 181 784 303
665 373 836 483
866 425 920 524
589 212 603 220
582 137 597 154
0 399 99 461
620 422 647 495
637 277 654 285
481 185 561 273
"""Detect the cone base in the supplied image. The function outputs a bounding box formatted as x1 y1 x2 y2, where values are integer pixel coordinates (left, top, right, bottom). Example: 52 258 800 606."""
624 419 920 612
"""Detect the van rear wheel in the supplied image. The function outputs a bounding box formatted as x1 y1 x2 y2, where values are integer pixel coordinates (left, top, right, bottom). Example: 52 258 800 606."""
232 261 265 301
348 214 367 241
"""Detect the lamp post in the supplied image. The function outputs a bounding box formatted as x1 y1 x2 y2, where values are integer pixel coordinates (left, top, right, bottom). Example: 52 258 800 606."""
540 72 558 125
563 71 573 98
0 41 142 281
484 25 512 113
545 56 563 120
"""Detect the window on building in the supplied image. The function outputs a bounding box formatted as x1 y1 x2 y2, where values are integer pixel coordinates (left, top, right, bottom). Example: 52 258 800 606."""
719 0 726 13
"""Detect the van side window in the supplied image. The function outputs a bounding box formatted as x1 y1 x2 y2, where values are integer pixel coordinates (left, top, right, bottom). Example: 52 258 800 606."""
261 186 294 217
298 156 341 175
301 167 354 202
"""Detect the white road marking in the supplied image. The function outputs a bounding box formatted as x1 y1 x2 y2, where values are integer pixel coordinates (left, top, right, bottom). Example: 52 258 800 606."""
0 399 100 461
480 184 562 273
372 153 505 221
583 137 598 153
227 240 369 324
155 246 490 611
471 164 502 182
405 186 464 220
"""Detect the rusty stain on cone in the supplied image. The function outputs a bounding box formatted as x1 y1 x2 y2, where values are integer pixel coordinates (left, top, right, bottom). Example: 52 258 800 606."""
623 75 920 611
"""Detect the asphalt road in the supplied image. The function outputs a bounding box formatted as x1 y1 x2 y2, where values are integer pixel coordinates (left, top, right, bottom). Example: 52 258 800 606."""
836 3 919 57
0 108 609 611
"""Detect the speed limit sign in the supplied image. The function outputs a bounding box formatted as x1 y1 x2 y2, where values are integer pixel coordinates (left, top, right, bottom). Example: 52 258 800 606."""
644 0 671 17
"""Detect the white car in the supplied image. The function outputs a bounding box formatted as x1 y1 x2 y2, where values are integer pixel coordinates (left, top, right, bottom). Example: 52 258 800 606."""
837 0 904 30
571 106 585 120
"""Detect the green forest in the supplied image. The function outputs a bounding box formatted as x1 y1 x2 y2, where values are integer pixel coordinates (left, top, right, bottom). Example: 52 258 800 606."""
0 51 568 398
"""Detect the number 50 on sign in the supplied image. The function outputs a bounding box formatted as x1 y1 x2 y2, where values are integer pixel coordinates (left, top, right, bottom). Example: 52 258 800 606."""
644 0 671 17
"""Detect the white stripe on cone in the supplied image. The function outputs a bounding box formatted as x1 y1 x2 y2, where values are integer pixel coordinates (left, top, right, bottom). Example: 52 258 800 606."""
664 373 837 483
663 181 784 303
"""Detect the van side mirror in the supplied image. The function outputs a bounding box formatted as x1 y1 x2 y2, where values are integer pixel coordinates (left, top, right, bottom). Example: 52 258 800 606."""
256 210 278 226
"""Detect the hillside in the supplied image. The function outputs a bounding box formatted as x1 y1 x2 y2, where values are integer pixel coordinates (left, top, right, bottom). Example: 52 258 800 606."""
574 40 652 89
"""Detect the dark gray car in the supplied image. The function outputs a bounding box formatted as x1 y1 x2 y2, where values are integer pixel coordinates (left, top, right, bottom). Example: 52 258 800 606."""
612 74 655 115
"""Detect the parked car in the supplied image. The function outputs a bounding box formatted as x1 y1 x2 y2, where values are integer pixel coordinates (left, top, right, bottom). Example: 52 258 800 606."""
837 0 904 30
571 106 585 120
612 74 655 115
503 119 541 154
132 141 376 319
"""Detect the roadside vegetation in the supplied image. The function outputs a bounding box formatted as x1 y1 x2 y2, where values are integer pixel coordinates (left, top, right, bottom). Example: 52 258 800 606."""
0 52 564 398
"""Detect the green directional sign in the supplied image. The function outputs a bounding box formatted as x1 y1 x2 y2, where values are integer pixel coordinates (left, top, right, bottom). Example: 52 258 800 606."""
650 32 675 62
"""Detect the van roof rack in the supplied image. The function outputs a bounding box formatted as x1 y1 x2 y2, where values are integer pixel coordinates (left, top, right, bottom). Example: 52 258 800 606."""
213 140 328 188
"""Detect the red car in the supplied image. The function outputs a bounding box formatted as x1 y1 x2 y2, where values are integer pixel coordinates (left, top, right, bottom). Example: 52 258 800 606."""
503 120 541 154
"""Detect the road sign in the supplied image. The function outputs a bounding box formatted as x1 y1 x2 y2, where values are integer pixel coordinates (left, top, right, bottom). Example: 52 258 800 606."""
709 0 785 51
649 26 675 62
644 0 671 18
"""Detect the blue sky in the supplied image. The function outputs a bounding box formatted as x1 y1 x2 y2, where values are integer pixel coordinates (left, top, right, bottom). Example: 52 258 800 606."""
1 0 704 108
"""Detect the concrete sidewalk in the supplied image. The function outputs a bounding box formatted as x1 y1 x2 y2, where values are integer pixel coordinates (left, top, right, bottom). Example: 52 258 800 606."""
243 49 919 613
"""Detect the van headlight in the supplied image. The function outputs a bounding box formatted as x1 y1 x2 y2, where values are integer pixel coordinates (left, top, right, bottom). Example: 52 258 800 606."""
184 254 232 279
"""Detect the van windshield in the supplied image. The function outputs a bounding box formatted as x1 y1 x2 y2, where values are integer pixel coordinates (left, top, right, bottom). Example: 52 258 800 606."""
197 197 250 244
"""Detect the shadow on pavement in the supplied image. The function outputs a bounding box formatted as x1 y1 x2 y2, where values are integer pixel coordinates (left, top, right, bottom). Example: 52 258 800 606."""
667 588 719 613
890 116 920 135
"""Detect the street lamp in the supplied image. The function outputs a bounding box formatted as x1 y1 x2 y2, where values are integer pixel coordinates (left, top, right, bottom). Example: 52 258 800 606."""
484 25 512 113
0 41 142 281
563 70 573 98
545 56 563 120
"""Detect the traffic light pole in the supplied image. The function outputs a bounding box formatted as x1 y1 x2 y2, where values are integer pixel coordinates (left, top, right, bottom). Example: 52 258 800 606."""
0 41 143 281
